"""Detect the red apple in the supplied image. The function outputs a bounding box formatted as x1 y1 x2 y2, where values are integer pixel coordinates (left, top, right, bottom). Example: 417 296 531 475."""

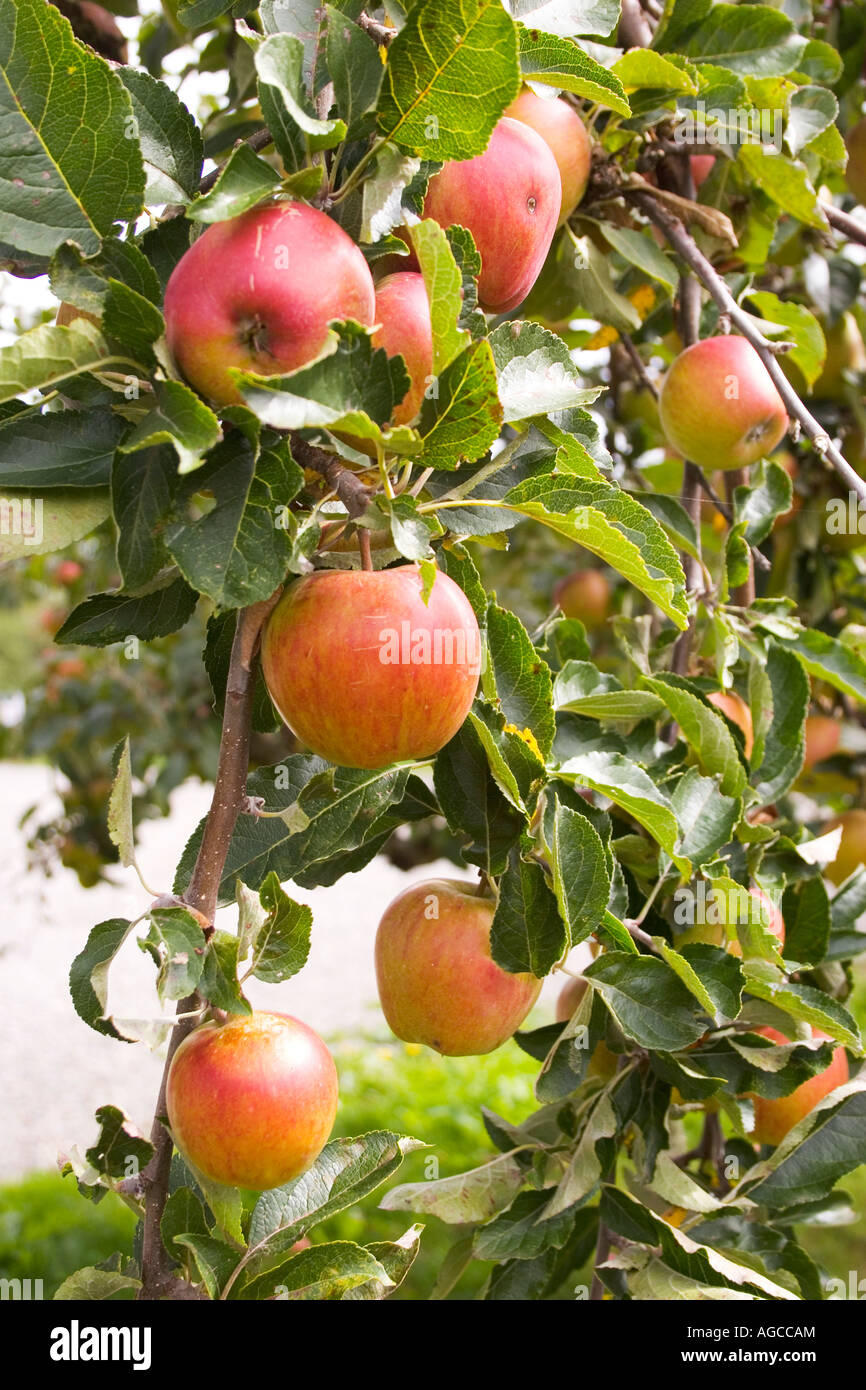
375 878 541 1055
845 116 866 205
690 155 715 189
659 336 788 471
503 89 591 226
422 117 561 313
750 1026 849 1146
371 272 433 424
802 714 841 771
163 202 376 406
261 565 481 769
165 1012 338 1190
54 559 83 584
552 569 611 629
825 808 866 886
707 689 754 759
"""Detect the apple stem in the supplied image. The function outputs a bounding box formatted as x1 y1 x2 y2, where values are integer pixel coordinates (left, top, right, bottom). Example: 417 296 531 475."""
137 594 279 1300
358 528 374 571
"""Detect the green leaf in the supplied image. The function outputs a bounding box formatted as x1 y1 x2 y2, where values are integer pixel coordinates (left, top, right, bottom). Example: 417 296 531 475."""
377 0 521 161
360 145 424 243
143 906 206 1002
174 1234 241 1299
69 919 134 1041
746 1084 866 1209
559 750 688 872
118 380 222 476
161 1187 209 1256
0 320 112 404
54 1268 141 1300
505 0 620 39
518 26 629 115
0 409 125 488
111 446 177 590
199 930 251 1015
103 279 165 365
186 143 281 223
751 645 807 803
491 846 565 976
345 1225 424 1300
474 1189 578 1260
0 0 144 257
670 768 739 869
597 223 677 293
669 4 807 78
645 677 746 798
656 941 743 1025
786 85 838 159
325 5 383 139
486 602 555 758
236 1241 391 1300
107 738 135 869
737 145 827 231
85 1104 153 1180
434 721 526 877
119 67 203 204
554 662 665 720
254 32 346 151
489 321 600 423
584 954 707 1050
249 871 312 983
418 339 502 469
548 800 611 947
743 974 862 1052
503 475 689 630
166 434 302 608
55 577 198 647
51 237 162 316
745 291 826 389
612 48 698 94
407 220 471 374
383 1151 525 1223
782 877 831 967
0 488 111 564
762 628 866 705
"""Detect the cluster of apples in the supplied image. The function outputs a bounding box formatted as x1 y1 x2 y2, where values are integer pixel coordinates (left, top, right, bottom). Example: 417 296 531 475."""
163 88 590 417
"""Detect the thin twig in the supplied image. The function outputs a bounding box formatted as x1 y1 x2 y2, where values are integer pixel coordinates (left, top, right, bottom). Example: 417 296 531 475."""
358 11 397 44
824 202 866 249
291 435 372 519
629 191 866 506
619 333 658 399
138 596 279 1300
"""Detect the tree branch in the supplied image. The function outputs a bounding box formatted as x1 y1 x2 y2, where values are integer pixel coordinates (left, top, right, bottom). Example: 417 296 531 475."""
629 191 866 506
358 11 397 44
138 595 279 1300
824 202 866 249
291 434 373 519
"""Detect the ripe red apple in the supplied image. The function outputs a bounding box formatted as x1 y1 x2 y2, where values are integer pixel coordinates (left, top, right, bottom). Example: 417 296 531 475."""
503 88 591 226
690 155 715 189
375 879 542 1055
552 569 611 629
750 1026 849 1146
802 714 841 771
165 1011 338 1190
422 117 561 313
707 690 754 759
845 116 866 205
163 202 376 406
261 565 481 769
371 272 433 424
825 808 866 886
659 336 788 471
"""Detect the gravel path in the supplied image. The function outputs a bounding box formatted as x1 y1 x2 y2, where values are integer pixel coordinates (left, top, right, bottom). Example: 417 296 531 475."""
0 762 562 1180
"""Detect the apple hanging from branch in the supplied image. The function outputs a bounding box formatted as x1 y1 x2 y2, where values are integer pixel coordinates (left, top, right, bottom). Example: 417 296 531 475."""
659 336 788 472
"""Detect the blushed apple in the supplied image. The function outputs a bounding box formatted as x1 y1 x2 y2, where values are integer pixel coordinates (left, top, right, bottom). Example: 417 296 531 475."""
750 1026 848 1146
553 569 611 629
659 336 788 472
261 565 481 770
166 1012 338 1190
503 88 592 226
371 272 433 424
163 202 376 406
375 879 541 1055
423 117 561 313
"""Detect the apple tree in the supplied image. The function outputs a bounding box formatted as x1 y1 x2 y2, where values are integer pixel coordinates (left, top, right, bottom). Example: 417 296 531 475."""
2 0 866 1301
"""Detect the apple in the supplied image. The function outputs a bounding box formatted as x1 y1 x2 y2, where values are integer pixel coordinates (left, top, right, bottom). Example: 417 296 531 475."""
845 116 866 205
54 559 83 585
422 117 561 313
163 202 376 406
553 569 611 629
503 88 592 226
750 1026 849 1146
676 886 784 956
165 1011 338 1190
812 312 866 400
802 714 841 772
825 808 866 885
707 689 754 759
690 155 716 189
375 879 542 1055
261 565 481 770
658 336 788 471
371 272 433 424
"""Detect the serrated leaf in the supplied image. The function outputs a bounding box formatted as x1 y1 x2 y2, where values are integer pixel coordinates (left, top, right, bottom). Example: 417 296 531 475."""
112 445 177 590
489 321 600 423
518 26 629 114
55 577 198 646
69 919 134 1041
559 750 688 872
108 738 135 868
408 220 470 374
583 954 707 1050
491 846 565 976
186 144 281 224
418 338 502 469
0 408 125 489
0 488 111 564
119 67 203 204
0 320 112 404
250 871 312 983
